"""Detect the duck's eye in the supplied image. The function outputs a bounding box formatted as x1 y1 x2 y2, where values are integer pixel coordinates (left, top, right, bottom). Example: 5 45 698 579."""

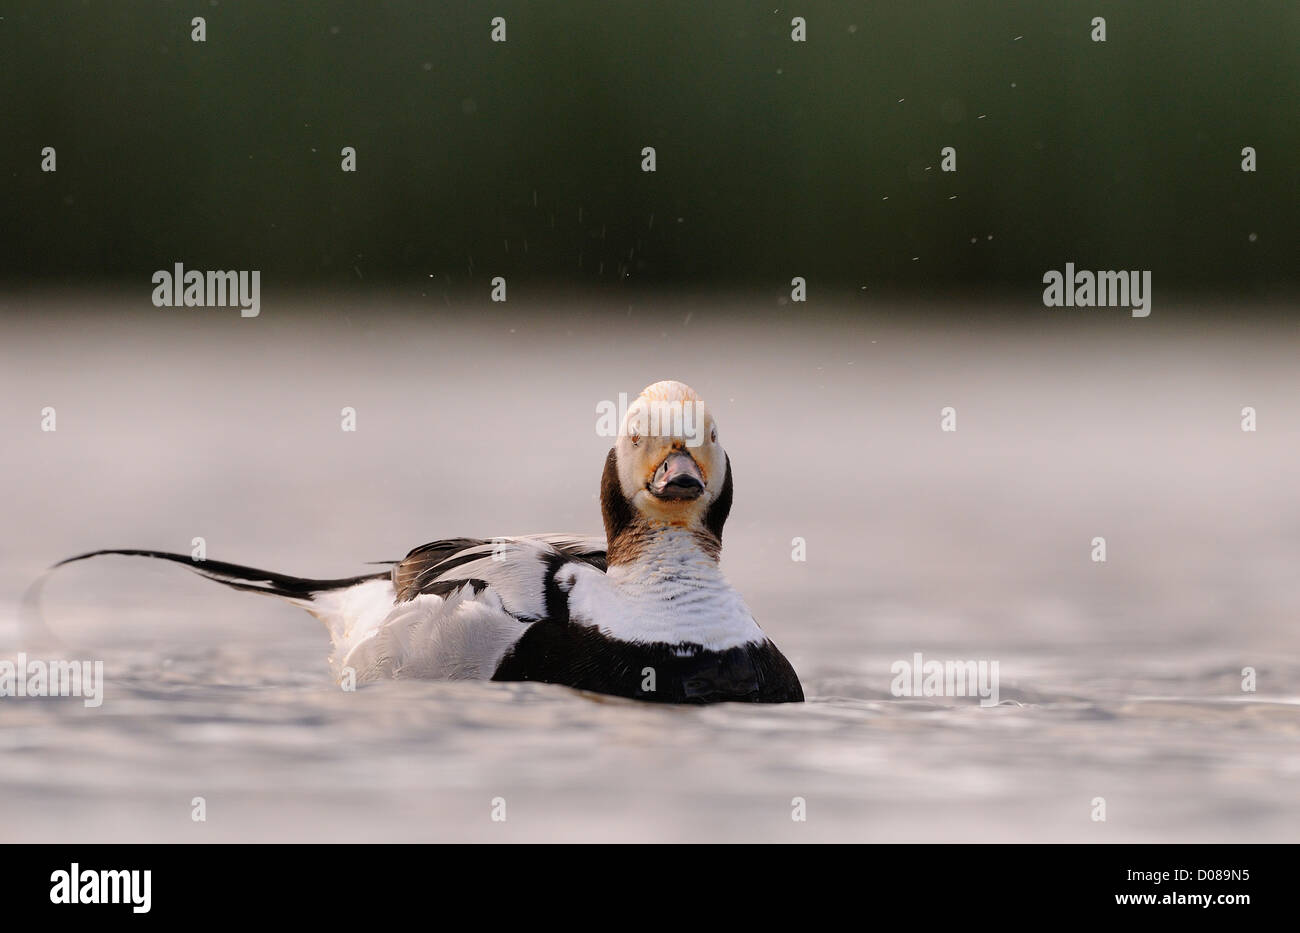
710 426 718 443
630 432 640 446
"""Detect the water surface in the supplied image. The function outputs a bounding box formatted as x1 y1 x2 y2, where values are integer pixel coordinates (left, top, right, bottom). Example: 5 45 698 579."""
2 297 1296 842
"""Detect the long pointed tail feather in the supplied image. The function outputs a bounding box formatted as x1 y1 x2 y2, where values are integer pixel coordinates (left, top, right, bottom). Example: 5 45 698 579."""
50 549 391 604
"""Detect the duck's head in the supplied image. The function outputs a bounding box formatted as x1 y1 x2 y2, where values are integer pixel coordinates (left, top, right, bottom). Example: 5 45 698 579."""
600 380 733 564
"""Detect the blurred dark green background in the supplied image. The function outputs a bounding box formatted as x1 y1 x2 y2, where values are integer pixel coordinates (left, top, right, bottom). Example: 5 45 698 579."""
3 1 1296 299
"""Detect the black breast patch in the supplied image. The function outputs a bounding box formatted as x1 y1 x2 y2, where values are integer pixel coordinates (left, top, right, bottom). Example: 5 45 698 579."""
491 624 804 704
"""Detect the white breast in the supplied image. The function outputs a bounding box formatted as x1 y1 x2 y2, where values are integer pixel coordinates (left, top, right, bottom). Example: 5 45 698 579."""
563 530 765 650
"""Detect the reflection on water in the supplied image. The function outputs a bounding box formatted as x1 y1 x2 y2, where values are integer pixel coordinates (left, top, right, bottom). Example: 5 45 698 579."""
2 297 1297 842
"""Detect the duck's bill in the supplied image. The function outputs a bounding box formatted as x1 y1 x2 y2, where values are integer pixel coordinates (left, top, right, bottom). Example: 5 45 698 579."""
648 451 705 500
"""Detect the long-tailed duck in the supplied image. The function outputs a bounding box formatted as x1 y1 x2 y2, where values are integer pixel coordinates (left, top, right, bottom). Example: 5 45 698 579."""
48 381 803 704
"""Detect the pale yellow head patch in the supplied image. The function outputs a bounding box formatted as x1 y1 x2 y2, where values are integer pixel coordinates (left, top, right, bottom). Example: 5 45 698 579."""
614 381 726 527
635 380 702 406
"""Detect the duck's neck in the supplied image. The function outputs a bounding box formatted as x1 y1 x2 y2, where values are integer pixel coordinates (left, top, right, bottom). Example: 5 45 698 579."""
606 525 726 593
605 513 723 565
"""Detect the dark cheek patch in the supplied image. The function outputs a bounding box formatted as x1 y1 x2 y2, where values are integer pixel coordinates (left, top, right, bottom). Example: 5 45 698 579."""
704 455 733 539
600 448 636 545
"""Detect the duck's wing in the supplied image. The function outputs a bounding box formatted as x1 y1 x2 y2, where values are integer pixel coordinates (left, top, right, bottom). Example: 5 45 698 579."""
332 535 606 683
391 534 606 622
